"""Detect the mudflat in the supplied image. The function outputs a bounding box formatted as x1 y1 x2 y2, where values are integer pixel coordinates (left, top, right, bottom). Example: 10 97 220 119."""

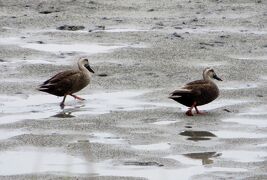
0 0 266 179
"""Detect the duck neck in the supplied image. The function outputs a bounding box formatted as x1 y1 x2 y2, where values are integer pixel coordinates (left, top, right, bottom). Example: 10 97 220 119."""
203 73 213 82
78 61 87 72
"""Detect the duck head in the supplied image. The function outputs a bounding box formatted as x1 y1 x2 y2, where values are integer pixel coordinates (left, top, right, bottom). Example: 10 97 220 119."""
79 58 95 73
203 67 222 81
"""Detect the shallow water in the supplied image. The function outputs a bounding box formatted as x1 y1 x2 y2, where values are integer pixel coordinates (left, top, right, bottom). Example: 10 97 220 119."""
173 27 267 35
29 27 150 34
221 150 267 163
152 120 177 125
0 129 26 140
132 143 171 151
0 147 247 179
0 37 146 65
214 130 267 139
89 132 125 145
180 130 216 141
166 152 220 166
228 55 267 61
101 28 150 33
179 98 249 111
239 105 267 116
0 90 175 125
94 163 246 180
0 147 91 175
0 37 132 54
23 43 125 54
223 117 267 128
221 81 259 90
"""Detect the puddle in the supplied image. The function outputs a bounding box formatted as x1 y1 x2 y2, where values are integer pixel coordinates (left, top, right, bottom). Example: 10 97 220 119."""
0 94 62 124
239 105 267 116
31 28 150 34
0 37 123 54
0 90 175 125
0 147 247 178
228 55 267 61
196 61 228 67
179 99 248 111
0 147 92 175
89 132 125 145
223 117 267 127
152 120 177 125
22 43 124 54
22 59 53 64
0 37 145 57
132 143 171 151
184 152 221 165
101 28 149 33
213 130 267 139
261 76 267 80
166 152 221 165
257 143 267 147
221 150 267 162
0 129 26 140
221 81 259 90
180 131 216 141
51 111 76 118
173 27 267 35
95 161 246 180
123 161 163 167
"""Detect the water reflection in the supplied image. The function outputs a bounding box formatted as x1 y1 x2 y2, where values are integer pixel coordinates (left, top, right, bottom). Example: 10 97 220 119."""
179 130 216 141
184 152 222 165
51 105 86 118
51 111 75 118
124 161 164 167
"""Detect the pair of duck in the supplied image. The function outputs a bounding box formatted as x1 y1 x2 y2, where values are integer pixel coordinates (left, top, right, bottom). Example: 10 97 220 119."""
38 58 222 116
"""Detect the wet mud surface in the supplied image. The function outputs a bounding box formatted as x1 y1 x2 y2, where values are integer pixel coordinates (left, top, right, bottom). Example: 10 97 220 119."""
0 0 267 179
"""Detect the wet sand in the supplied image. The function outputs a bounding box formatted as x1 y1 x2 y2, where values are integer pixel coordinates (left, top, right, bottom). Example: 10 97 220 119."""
0 0 267 179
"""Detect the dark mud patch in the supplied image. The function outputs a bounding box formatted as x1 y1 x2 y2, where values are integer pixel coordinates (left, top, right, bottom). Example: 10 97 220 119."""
56 25 85 31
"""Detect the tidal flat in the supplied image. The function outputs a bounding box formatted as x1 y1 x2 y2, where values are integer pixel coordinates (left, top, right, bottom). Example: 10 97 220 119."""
0 0 266 179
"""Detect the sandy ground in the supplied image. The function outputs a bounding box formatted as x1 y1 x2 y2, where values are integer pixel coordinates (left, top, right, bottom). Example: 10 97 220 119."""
0 0 267 179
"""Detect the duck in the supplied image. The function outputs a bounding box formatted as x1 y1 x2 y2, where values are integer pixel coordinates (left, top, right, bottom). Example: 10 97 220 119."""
38 58 94 108
169 67 222 116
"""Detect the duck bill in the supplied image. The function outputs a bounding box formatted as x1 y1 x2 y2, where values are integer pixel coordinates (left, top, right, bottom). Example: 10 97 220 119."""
213 74 222 81
85 64 95 73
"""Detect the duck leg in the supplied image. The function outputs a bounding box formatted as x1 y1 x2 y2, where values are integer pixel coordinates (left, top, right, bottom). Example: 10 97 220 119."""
60 95 67 109
194 106 206 115
70 94 85 101
186 102 196 116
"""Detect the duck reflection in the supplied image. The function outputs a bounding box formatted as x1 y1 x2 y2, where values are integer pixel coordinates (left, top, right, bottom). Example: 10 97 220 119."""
184 152 221 165
51 104 85 118
180 130 216 141
52 111 75 118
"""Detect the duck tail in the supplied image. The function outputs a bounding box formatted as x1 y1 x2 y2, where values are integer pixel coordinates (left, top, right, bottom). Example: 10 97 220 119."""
37 83 54 93
168 89 191 99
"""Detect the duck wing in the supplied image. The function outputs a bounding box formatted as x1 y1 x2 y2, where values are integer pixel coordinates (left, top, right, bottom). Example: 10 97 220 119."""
169 88 201 98
169 80 205 98
186 80 207 86
38 70 80 96
42 70 77 85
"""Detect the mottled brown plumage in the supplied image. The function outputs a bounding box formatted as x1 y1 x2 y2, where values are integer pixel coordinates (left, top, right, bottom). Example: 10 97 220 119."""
169 68 222 116
38 58 94 108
